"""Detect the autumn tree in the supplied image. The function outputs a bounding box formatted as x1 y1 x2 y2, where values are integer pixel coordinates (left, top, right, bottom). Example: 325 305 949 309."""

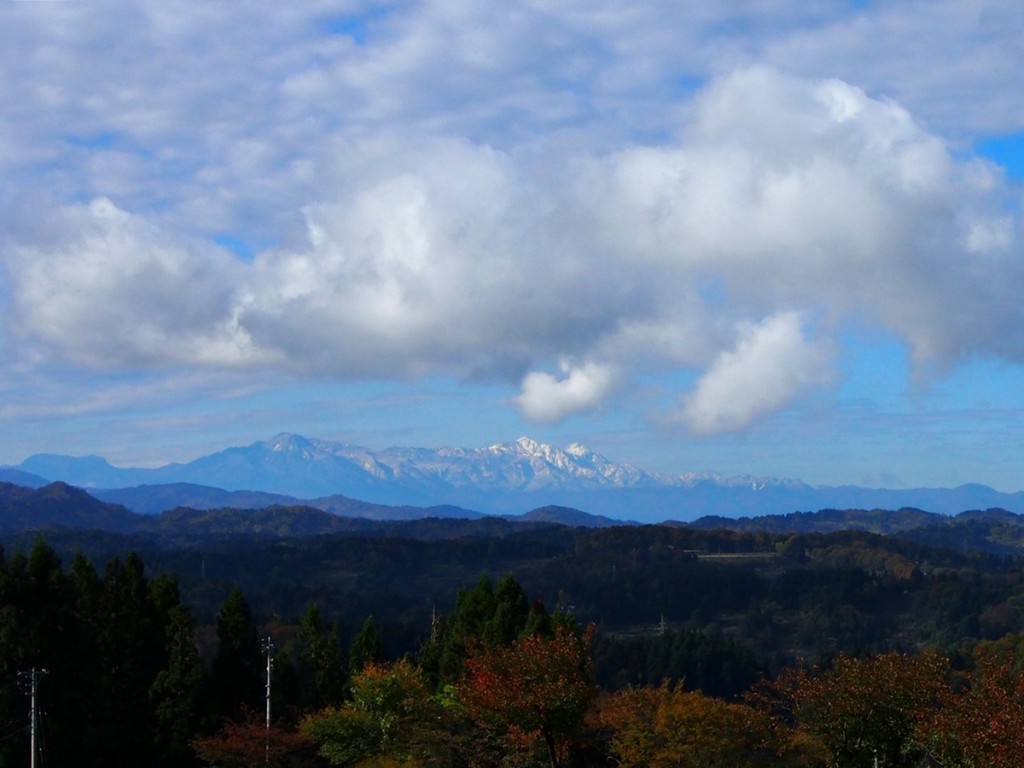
762 651 950 768
191 707 317 768
456 622 596 768
597 682 819 768
919 641 1024 767
302 659 448 766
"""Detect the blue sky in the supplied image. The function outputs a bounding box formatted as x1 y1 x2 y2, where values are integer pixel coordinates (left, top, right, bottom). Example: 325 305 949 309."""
2 1 1024 492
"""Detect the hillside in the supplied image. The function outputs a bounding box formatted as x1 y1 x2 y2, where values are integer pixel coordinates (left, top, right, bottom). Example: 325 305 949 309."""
7 475 1024 689
7 510 1022 679
0 481 140 534
7 480 1024 558
0 481 590 542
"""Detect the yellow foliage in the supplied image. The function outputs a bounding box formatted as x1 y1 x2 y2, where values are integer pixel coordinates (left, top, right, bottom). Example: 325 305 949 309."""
597 682 805 768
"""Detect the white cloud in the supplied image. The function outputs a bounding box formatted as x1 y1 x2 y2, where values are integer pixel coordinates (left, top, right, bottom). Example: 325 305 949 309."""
2 1 1024 442
4 67 1024 428
675 312 834 435
236 135 611 377
514 360 619 423
758 0 1024 137
591 67 1024 366
5 198 255 368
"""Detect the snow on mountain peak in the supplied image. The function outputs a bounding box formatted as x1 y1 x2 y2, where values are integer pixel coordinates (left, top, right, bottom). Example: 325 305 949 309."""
565 442 591 458
515 436 543 455
267 433 308 452
245 433 799 496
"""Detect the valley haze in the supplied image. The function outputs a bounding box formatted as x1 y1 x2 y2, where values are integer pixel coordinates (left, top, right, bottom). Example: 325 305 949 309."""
4 434 1022 523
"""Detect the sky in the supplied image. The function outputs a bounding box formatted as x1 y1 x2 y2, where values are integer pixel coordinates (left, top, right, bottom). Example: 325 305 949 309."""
1 1 1024 492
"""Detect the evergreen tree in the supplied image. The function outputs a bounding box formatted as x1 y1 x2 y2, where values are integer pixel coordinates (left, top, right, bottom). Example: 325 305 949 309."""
296 603 347 709
487 573 532 644
348 615 387 674
90 553 167 765
21 540 82 767
0 546 25 768
210 587 263 721
62 551 107 764
151 604 207 767
421 572 544 685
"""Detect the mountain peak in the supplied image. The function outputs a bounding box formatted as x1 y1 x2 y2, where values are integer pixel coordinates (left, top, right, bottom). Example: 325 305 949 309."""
565 442 591 458
515 436 543 454
266 433 315 452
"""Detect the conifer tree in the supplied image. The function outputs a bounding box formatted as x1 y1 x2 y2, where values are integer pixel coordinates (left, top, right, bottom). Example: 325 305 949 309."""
151 604 208 767
421 572 544 685
296 603 347 708
210 587 263 720
348 615 387 674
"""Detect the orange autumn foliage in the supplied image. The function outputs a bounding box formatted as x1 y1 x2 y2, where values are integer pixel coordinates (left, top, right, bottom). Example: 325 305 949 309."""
457 623 596 768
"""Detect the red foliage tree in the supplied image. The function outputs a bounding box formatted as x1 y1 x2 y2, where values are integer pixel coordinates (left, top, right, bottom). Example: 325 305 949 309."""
759 651 950 768
191 707 317 768
921 644 1024 767
457 623 596 768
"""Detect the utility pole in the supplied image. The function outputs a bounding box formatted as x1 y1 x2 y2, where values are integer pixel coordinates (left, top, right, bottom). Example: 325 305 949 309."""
263 636 275 767
18 668 48 768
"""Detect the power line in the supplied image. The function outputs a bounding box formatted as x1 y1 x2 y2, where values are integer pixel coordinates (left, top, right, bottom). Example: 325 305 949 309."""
0 721 30 746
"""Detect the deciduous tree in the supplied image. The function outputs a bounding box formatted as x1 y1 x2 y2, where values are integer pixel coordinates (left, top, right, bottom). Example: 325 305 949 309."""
192 707 316 768
763 651 950 768
457 623 596 768
302 659 447 766
919 642 1024 767
598 682 816 768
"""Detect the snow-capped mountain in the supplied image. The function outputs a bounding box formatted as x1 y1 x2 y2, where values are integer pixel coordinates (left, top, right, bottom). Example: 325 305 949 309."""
367 435 657 491
9 434 1024 522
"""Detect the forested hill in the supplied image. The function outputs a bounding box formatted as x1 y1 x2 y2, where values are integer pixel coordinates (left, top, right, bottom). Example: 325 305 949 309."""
5 513 1024 685
686 506 1024 556
687 507 942 534
0 481 140 533
6 480 1024 557
7 479 1024 767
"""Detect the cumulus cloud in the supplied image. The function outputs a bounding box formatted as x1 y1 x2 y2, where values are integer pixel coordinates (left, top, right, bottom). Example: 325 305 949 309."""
674 312 834 434
514 360 619 423
237 136 635 378
5 198 254 368
5 67 1024 431
2 0 1024 440
590 67 1024 366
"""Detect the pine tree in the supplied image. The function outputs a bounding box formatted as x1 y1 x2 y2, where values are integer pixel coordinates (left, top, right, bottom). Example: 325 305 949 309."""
151 604 207 767
210 587 263 720
421 572 544 685
349 615 387 674
296 603 347 708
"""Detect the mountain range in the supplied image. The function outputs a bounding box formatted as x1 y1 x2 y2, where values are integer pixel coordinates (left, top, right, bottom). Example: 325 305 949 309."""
4 433 1024 522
